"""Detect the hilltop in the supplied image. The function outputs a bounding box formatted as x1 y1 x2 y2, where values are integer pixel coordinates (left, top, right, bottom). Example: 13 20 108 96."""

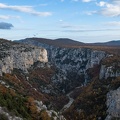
17 37 120 56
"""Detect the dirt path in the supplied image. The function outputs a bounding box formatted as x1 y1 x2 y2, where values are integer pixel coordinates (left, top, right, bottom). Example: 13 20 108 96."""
61 91 74 112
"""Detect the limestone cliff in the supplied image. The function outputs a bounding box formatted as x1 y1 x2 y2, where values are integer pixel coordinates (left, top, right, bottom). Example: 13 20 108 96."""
106 87 120 120
18 39 106 69
0 39 48 76
99 56 120 79
17 38 120 81
4 38 120 119
99 65 120 79
18 38 107 92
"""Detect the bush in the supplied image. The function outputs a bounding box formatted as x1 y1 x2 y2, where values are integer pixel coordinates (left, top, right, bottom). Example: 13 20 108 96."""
0 113 8 120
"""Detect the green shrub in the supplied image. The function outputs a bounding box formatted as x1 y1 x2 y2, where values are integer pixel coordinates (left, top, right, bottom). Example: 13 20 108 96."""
0 113 8 120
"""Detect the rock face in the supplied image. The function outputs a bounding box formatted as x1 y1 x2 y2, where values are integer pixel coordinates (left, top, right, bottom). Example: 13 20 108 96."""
18 39 106 69
50 48 106 71
106 87 120 120
18 38 107 92
50 48 107 91
99 63 120 79
1 38 120 119
18 39 106 70
35 100 66 120
17 38 120 81
0 39 48 76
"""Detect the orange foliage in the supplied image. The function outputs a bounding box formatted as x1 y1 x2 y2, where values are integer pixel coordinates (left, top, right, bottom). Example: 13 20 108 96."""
39 110 51 120
30 67 54 84
9 89 16 96
27 96 38 115
0 84 7 94
3 73 21 84
102 55 120 65
27 96 35 105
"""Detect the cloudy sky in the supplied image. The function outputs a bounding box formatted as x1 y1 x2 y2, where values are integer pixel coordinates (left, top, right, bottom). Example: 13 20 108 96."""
0 0 120 42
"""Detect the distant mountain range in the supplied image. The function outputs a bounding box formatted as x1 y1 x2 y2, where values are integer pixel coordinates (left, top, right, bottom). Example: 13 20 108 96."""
17 37 85 47
55 38 120 46
91 40 120 46
17 37 120 47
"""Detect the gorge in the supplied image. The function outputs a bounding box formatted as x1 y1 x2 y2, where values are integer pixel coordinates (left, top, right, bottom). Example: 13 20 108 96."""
0 38 120 120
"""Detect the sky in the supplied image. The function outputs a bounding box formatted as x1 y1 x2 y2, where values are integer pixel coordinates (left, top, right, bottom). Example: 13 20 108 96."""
0 0 120 43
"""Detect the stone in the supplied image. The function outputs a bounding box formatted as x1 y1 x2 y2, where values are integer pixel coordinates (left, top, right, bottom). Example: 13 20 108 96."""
106 87 120 119
0 40 48 76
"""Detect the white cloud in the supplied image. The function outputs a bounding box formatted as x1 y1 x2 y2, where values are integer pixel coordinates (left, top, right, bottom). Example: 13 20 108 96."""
96 1 120 17
97 1 106 7
60 22 88 29
0 15 20 20
111 0 120 4
72 0 79 1
59 19 63 22
104 21 120 26
0 3 52 16
82 0 93 2
85 11 97 15
72 0 93 2
61 24 75 28
63 28 120 32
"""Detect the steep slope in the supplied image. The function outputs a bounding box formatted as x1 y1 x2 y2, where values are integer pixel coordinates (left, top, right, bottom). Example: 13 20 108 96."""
100 56 120 79
0 38 48 76
1 38 120 120
17 37 120 120
64 57 120 120
0 39 66 120
17 38 107 92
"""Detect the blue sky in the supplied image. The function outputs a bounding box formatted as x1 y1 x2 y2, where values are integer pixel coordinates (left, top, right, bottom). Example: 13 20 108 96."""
0 0 120 43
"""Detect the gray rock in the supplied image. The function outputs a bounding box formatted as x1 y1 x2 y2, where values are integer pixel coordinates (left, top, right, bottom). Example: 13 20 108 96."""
0 42 48 76
18 38 107 91
99 65 120 79
106 87 120 119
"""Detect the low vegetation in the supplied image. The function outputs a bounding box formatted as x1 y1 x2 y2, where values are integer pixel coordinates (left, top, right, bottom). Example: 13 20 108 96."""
64 65 120 120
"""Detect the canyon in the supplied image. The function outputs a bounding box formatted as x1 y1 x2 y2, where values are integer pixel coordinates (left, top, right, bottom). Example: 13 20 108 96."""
0 38 120 120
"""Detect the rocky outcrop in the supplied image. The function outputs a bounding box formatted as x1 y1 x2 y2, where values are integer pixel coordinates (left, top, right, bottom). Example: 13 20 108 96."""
35 100 66 120
50 48 106 71
2 38 120 119
50 48 107 91
0 40 48 76
18 39 106 71
99 64 120 79
18 38 107 92
17 38 120 81
18 39 106 70
106 87 120 120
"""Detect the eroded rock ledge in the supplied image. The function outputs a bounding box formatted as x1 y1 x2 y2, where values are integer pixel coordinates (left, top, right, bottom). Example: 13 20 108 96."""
0 40 48 76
